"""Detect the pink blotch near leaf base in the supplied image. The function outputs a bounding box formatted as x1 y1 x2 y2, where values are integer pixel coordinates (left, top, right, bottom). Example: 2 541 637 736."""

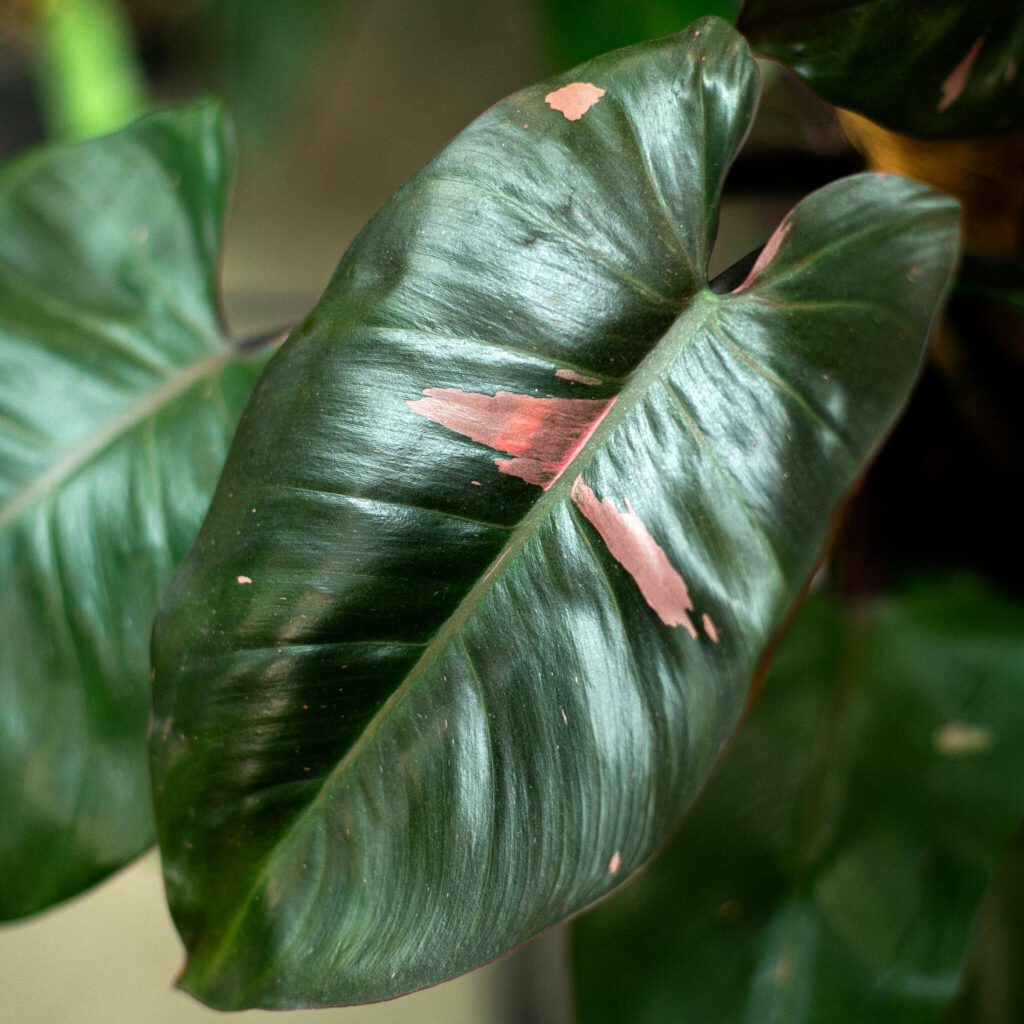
545 82 606 121
571 479 698 636
407 388 615 490
555 368 603 385
733 219 791 294
938 36 985 112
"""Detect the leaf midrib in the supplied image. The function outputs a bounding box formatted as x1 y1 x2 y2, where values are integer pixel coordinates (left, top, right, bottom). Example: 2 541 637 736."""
0 347 233 533
189 285 724 984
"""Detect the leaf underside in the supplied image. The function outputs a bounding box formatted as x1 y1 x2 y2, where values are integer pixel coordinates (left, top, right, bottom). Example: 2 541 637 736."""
573 578 1024 1024
0 102 263 920
150 17 958 1009
739 0 1024 138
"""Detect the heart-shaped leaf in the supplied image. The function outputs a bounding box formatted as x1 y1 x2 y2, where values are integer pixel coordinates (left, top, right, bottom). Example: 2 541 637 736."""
738 1 1024 138
0 102 266 920
150 17 958 1009
573 578 1024 1024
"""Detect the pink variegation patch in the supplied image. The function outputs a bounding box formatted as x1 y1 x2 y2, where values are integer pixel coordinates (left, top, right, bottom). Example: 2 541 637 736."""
408 388 614 489
545 82 606 121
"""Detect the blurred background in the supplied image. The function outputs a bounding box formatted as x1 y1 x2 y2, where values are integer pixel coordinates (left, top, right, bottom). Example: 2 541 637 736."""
0 2 861 1021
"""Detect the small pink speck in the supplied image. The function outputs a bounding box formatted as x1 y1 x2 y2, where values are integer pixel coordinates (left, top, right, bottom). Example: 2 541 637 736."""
237 575 252 585
608 851 622 875
545 82 606 121
702 613 719 644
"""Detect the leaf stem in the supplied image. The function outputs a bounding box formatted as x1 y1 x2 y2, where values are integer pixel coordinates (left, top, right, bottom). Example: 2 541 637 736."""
33 0 147 140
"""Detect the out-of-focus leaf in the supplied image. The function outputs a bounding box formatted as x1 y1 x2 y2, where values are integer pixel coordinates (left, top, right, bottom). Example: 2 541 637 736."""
190 0 351 153
947 828 1024 1024
956 255 1024 315
738 1 1024 138
0 102 267 921
150 18 958 1009
540 0 738 67
573 579 1024 1024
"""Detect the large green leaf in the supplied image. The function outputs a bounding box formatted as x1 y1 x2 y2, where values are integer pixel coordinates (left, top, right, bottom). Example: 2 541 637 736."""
738 1 1024 138
572 578 1024 1024
0 102 266 920
150 17 958 1009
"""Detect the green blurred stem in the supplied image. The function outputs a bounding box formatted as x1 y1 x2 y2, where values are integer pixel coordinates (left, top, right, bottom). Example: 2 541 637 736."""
33 0 147 140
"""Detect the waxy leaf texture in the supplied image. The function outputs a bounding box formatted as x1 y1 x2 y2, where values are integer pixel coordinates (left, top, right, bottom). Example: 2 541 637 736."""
0 103 265 919
150 18 959 1009
740 0 1024 138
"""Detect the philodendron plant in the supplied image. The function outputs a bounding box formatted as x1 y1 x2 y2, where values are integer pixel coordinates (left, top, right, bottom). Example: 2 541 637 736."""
2 7 1022 1022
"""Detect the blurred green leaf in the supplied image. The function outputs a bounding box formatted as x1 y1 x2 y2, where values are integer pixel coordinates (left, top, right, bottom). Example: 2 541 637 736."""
0 102 268 920
150 18 956 1010
956 255 1024 316
573 578 1024 1023
538 0 738 67
190 0 352 154
738 0 1024 138
947 828 1024 1023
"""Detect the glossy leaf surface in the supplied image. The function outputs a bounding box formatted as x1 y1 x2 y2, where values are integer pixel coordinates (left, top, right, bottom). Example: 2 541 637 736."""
573 579 1024 1024
739 1 1024 138
151 18 958 1009
0 103 265 920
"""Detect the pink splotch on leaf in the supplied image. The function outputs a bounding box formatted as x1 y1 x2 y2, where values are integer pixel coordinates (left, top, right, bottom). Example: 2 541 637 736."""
732 220 791 294
555 368 603 385
545 82 606 121
938 36 985 112
408 388 615 489
702 613 719 644
571 478 698 635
